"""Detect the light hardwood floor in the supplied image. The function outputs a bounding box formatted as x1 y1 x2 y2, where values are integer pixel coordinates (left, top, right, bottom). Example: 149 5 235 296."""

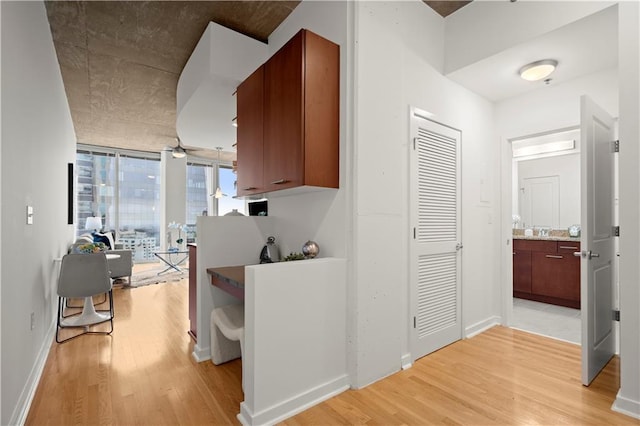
27 270 637 425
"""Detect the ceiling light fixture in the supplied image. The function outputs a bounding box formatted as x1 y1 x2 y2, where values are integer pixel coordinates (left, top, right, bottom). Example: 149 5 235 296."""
172 146 186 158
518 59 558 81
512 140 575 158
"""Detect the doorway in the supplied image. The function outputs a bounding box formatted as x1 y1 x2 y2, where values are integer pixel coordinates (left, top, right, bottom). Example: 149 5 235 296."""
509 127 582 345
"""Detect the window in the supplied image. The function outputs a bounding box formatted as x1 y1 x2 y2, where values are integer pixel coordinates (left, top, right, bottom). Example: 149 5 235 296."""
218 165 246 216
76 148 161 262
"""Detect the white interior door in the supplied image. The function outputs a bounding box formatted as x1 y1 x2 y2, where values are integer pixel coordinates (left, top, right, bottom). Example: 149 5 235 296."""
409 109 462 361
520 175 560 229
580 95 616 386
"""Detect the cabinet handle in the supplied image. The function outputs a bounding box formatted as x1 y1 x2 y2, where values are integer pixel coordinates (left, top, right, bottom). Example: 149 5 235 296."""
243 187 257 190
270 179 289 185
559 246 578 250
545 255 564 259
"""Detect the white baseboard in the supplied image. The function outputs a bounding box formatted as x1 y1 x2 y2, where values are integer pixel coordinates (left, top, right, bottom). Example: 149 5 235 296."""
237 375 349 426
10 319 56 426
192 344 211 363
401 353 412 370
613 390 640 419
465 316 501 339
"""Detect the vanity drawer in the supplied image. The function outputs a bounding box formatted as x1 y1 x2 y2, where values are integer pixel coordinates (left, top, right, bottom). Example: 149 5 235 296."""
513 239 557 253
557 241 580 255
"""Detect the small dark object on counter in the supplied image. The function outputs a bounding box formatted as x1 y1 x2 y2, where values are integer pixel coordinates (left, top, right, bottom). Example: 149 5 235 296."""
260 236 280 263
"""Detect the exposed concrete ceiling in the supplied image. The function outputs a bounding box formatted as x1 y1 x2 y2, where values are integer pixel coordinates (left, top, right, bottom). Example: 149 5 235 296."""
45 1 471 159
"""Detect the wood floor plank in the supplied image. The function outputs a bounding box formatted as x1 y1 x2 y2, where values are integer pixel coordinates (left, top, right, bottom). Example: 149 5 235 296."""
26 267 638 425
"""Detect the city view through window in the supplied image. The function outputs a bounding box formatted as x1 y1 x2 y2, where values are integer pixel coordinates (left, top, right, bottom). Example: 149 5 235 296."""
77 149 246 263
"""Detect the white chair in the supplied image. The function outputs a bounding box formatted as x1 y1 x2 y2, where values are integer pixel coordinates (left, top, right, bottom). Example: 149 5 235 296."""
210 304 244 365
56 252 114 343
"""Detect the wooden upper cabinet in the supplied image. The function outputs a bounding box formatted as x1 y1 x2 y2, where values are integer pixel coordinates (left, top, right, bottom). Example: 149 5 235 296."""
236 66 264 197
237 29 339 196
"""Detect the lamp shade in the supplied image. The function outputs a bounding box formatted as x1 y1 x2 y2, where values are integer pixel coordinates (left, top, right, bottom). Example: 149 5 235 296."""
85 216 102 231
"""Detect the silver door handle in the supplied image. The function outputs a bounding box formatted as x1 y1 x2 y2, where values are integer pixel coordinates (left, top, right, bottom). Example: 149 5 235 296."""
456 243 463 251
577 250 600 259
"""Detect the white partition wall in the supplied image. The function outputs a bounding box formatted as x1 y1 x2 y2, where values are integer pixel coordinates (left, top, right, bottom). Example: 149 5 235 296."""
193 216 275 361
240 258 348 426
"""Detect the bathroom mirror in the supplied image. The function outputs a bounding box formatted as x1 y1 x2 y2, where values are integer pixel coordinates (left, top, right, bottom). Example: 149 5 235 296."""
511 128 581 230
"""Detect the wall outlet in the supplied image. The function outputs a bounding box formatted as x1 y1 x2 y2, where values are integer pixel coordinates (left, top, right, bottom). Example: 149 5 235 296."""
30 312 35 331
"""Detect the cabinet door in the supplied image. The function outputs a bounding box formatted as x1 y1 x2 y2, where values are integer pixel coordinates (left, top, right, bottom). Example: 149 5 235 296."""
263 30 304 191
513 250 532 294
532 251 580 302
236 66 264 196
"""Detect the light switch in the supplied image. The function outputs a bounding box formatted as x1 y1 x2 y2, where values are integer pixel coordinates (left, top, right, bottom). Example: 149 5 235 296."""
26 205 33 225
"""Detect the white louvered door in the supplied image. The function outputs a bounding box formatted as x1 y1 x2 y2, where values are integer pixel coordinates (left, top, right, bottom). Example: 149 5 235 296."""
409 109 462 362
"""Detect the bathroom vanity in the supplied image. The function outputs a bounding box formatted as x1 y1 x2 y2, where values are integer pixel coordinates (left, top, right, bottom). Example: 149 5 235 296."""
513 236 581 309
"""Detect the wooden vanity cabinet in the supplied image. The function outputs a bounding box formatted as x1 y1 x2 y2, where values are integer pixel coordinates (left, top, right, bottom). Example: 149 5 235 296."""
236 66 265 196
236 29 339 197
512 249 532 294
513 239 581 309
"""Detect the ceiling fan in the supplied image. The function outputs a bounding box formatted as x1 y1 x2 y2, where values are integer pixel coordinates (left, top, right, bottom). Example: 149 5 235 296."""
168 137 203 158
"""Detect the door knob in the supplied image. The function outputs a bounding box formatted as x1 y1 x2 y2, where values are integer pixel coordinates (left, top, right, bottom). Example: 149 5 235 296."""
577 250 600 259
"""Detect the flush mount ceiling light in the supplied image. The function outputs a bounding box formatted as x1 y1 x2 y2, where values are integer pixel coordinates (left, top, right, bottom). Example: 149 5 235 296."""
518 59 558 81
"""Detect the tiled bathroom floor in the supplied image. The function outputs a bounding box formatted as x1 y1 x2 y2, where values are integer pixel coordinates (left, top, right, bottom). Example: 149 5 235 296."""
511 298 581 345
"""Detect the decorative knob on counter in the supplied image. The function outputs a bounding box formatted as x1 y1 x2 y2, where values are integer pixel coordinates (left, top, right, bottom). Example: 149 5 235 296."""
302 240 319 259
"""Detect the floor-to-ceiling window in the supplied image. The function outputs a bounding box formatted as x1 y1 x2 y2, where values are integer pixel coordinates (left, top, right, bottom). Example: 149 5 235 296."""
76 147 161 262
78 147 248 257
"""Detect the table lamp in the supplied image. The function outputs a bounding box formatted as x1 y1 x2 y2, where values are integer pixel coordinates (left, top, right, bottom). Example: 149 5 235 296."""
85 216 102 232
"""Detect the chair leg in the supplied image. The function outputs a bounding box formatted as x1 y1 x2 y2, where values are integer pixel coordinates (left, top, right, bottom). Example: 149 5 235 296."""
56 291 114 343
64 293 107 310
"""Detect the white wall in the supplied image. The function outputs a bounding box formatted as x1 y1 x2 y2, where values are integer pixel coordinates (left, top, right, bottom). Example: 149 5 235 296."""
517 153 581 228
352 0 500 387
160 151 186 251
614 1 640 418
265 0 351 259
444 1 615 74
241 258 348 425
1 1 77 424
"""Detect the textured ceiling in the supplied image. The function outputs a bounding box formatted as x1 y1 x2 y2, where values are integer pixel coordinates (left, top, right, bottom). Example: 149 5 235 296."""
45 1 470 159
